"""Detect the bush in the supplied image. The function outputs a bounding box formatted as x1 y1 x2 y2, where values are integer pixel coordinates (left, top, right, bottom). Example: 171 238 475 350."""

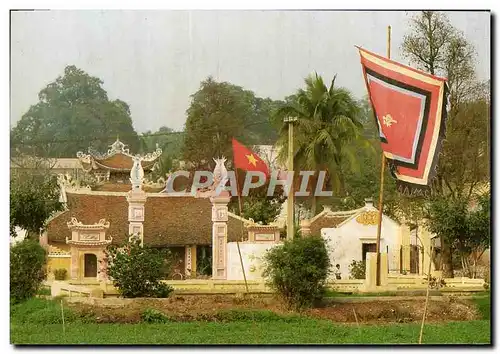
141 308 171 323
104 238 174 298
10 239 47 304
348 260 366 279
262 235 331 311
53 268 67 280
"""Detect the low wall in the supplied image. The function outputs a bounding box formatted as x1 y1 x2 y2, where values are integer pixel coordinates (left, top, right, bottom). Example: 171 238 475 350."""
51 276 486 298
98 279 270 295
226 241 279 281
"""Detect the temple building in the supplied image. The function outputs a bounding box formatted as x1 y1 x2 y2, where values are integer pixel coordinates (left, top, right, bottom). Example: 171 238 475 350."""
43 139 250 281
75 138 164 191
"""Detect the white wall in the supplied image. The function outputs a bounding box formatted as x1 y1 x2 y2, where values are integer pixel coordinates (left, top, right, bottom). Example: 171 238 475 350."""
226 242 280 281
322 214 401 280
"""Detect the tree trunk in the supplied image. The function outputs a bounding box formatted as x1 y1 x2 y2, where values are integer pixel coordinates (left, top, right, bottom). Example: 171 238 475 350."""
440 236 454 278
311 195 317 217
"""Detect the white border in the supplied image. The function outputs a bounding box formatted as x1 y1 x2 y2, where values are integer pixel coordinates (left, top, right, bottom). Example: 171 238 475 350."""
3 3 496 353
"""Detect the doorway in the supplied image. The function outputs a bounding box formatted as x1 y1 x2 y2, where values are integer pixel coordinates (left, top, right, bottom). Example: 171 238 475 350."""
84 253 98 278
362 243 377 262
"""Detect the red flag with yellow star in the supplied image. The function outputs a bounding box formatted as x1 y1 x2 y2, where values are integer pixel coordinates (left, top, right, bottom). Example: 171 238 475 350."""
358 47 449 196
232 138 269 177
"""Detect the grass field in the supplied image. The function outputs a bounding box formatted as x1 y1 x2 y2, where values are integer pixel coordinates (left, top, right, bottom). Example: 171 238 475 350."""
10 295 491 345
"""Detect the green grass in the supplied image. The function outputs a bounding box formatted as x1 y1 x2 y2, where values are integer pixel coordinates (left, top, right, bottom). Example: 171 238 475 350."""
472 294 491 320
10 297 491 345
11 320 491 344
36 287 51 296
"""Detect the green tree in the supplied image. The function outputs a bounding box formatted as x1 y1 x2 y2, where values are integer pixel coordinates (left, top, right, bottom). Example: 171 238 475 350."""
183 77 281 170
466 194 490 277
263 236 331 310
426 193 490 278
139 126 185 181
103 238 174 298
11 65 140 158
229 173 285 225
10 169 63 240
183 77 250 169
10 239 47 304
273 73 367 215
401 11 490 276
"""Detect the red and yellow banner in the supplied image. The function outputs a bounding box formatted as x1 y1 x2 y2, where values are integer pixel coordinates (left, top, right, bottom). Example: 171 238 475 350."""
358 47 449 196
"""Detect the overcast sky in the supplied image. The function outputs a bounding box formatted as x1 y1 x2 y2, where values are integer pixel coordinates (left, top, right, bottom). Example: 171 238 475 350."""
10 10 490 133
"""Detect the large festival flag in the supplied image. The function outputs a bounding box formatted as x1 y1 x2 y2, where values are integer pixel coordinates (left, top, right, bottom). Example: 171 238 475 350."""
358 47 449 196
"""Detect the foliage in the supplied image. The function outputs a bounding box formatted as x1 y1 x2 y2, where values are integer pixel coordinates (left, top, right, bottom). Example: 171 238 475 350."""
182 77 282 169
400 11 490 276
348 260 366 280
230 173 285 224
11 65 140 158
10 239 47 304
262 236 331 310
240 198 282 224
272 73 367 215
139 126 185 181
103 238 174 298
10 169 64 239
141 308 171 323
196 246 212 277
426 193 490 278
53 268 67 281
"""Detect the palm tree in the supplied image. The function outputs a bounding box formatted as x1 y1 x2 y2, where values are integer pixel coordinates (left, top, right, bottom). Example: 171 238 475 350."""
273 73 369 216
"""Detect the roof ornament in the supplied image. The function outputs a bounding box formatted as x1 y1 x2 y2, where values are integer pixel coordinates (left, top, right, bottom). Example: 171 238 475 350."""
213 157 228 190
130 154 145 191
109 138 128 155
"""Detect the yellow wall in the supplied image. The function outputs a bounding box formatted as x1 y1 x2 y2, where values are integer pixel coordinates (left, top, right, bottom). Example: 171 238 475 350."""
47 257 71 280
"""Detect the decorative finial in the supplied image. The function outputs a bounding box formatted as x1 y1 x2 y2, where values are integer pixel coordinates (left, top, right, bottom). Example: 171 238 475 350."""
130 154 144 191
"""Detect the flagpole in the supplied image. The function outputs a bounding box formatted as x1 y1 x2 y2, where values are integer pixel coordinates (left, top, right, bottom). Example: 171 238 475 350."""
375 25 391 287
234 169 249 293
284 116 297 241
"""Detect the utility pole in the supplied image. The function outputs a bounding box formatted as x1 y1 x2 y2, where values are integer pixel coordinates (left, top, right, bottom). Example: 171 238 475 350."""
284 116 297 240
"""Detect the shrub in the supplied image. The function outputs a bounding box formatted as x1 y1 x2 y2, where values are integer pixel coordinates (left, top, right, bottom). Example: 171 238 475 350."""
262 235 331 311
53 268 67 280
141 308 171 323
348 260 366 279
10 239 47 304
104 238 174 298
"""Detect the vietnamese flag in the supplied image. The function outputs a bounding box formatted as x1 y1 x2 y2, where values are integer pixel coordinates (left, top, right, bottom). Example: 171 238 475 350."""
232 138 269 177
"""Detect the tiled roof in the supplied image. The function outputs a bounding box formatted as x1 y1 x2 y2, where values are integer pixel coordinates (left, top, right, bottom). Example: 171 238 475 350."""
92 183 164 193
93 154 156 171
309 215 350 236
46 192 246 246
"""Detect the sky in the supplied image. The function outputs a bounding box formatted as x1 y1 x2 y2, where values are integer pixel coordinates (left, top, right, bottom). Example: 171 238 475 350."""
10 10 490 133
